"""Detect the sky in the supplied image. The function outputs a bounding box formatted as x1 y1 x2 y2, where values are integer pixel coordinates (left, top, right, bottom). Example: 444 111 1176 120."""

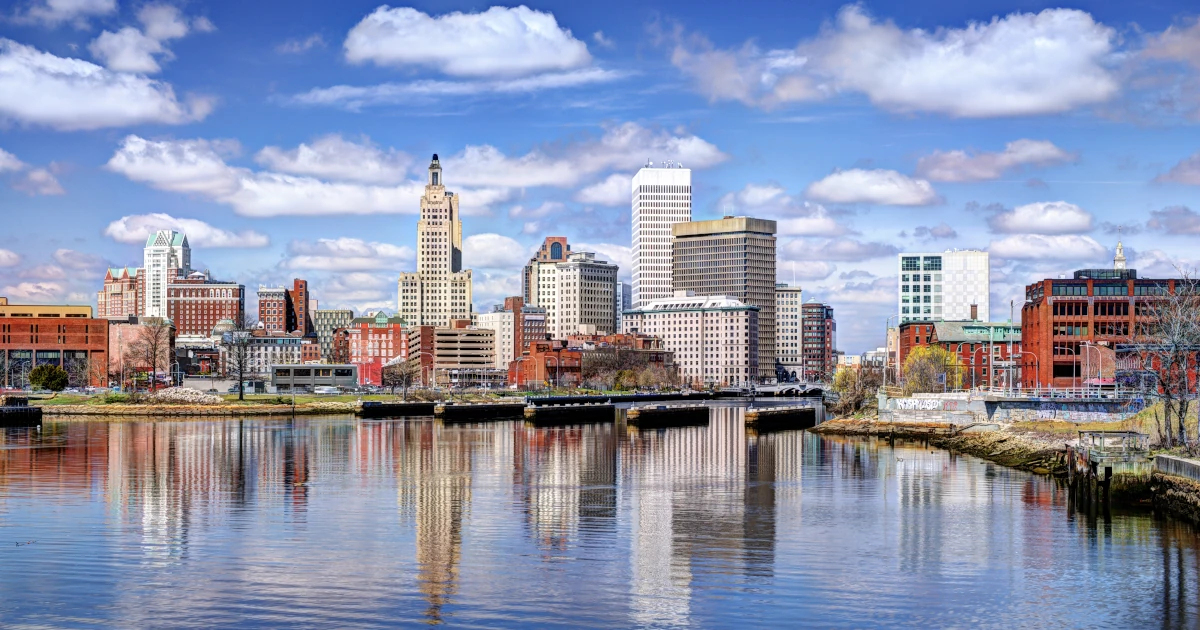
2 0 1200 353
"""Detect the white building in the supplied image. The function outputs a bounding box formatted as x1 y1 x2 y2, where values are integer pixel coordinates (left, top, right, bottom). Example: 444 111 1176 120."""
476 309 516 370
398 154 473 326
143 229 190 318
622 291 759 388
632 163 691 308
616 281 631 332
775 283 803 380
533 251 619 338
898 250 989 324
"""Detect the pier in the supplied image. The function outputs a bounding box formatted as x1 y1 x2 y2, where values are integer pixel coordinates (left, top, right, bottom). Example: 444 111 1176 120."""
435 402 526 423
626 404 709 428
357 401 436 418
745 405 819 432
0 396 42 427
524 403 615 426
1066 430 1152 506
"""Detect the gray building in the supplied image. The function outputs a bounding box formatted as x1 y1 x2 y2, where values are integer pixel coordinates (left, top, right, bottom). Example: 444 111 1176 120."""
313 309 353 362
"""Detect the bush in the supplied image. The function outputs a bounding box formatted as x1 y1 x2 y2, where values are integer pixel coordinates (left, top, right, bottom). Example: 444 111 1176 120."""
29 364 69 392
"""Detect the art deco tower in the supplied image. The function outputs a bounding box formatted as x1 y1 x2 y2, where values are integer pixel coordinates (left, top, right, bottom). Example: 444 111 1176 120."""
398 155 474 326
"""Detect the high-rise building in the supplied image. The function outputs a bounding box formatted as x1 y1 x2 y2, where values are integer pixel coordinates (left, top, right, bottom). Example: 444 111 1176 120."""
398 154 473 327
801 300 836 381
167 271 244 339
290 279 312 336
622 291 758 388
257 286 289 333
534 251 619 338
97 267 141 319
476 297 546 370
898 250 989 324
672 216 777 381
631 163 691 308
313 309 353 361
616 281 631 331
775 283 803 381
142 230 190 318
523 237 570 304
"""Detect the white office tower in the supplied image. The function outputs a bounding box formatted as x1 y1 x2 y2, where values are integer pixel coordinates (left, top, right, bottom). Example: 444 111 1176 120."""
398 154 474 326
535 251 619 338
631 163 691 308
897 250 989 324
775 283 803 380
143 229 191 318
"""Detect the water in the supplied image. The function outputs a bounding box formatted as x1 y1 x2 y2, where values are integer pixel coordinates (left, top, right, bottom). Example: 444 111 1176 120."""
1 405 1198 628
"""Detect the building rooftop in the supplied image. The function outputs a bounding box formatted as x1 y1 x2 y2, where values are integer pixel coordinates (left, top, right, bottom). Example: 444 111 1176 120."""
631 292 758 312
926 320 1021 343
672 216 776 238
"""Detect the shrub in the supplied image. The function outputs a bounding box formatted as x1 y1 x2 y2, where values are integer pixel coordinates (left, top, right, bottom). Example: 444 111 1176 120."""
29 365 69 392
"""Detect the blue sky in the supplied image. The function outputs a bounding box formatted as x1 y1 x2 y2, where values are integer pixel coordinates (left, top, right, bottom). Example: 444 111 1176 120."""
2 0 1200 352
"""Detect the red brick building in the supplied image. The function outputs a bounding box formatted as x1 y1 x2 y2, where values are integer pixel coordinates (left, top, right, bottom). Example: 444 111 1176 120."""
290 279 312 336
257 279 313 336
898 320 1023 389
166 272 245 337
0 298 109 388
1022 259 1177 388
801 301 836 381
97 267 141 319
341 311 409 385
509 340 582 389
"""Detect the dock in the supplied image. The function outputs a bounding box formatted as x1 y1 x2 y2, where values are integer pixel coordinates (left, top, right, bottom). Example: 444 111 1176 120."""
0 396 42 427
626 404 709 428
744 405 817 432
435 402 526 423
524 403 614 426
357 401 436 418
526 392 730 406
1066 430 1152 506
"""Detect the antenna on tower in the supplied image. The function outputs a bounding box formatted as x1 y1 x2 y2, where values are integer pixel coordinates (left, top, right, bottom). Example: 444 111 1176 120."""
645 158 652 168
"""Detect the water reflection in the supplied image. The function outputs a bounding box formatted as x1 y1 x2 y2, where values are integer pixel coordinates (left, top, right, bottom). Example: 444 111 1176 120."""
1 411 1199 627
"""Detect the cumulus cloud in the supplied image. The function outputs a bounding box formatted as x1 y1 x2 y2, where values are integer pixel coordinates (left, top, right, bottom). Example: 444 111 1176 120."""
719 183 853 236
1 281 64 302
1142 19 1200 69
783 238 899 261
668 5 1119 117
575 173 630 206
1147 206 1200 234
576 242 631 279
805 169 939 206
989 234 1107 260
0 147 22 172
987 201 1094 234
776 260 837 281
822 277 897 305
0 249 21 267
0 40 213 130
89 4 213 74
0 147 64 195
508 201 562 219
913 223 958 239
52 248 107 270
463 233 527 269
345 5 590 78
277 34 325 54
1155 152 1200 185
103 213 270 248
14 0 115 28
915 139 1076 182
255 135 412 185
285 237 414 271
319 272 395 310
592 31 614 49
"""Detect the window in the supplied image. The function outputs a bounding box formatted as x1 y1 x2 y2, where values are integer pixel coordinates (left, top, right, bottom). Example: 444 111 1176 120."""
924 256 942 271
1095 284 1128 296
1052 284 1087 296
902 257 920 271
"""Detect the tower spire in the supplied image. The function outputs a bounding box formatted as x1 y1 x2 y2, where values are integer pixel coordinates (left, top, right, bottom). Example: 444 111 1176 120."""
1114 226 1126 271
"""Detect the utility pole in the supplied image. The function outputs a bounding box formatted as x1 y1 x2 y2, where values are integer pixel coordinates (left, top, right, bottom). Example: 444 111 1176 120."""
1009 299 1015 395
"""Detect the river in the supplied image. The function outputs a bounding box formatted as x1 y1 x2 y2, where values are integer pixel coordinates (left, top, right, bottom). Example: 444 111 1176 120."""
1 405 1198 627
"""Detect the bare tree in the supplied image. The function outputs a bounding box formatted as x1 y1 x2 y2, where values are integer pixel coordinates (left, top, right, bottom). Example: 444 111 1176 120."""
1129 271 1200 448
901 346 963 396
832 366 883 416
382 361 419 400
126 318 173 392
221 315 255 401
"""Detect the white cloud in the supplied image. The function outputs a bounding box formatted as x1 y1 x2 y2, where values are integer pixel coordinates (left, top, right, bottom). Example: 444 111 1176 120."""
575 173 630 206
463 233 527 269
277 34 325 54
989 234 1107 260
0 40 213 130
89 27 168 73
255 135 412 185
15 0 115 27
805 169 939 206
988 201 1093 234
0 147 25 172
290 68 624 110
345 6 591 78
1147 206 1200 234
508 201 562 219
473 271 522 309
13 167 64 195
52 248 107 270
21 264 67 280
916 139 1076 182
319 272 395 310
776 259 837 281
0 249 21 267
784 238 899 261
1 281 64 302
670 6 1119 117
1142 19 1200 69
103 213 270 248
719 183 853 236
138 4 191 41
521 221 541 235
284 238 413 272
575 242 631 279
822 277 898 305
1155 152 1200 185
592 31 614 49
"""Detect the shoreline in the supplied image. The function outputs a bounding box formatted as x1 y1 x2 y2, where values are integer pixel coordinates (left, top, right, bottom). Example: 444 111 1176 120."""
39 402 358 418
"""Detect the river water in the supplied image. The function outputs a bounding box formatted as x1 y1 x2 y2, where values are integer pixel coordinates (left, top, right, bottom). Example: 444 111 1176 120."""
1 404 1198 628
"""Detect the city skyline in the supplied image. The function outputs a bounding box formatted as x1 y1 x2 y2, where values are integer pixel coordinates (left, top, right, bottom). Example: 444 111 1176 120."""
3 1 1200 353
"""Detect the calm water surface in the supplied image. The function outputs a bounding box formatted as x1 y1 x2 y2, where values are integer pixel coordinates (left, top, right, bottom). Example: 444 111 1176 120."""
2 405 1199 628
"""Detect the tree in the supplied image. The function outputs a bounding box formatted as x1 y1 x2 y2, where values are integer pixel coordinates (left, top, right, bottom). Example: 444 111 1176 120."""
382 360 419 399
126 318 173 392
901 346 963 396
29 364 69 391
1129 271 1200 448
221 315 255 401
832 366 883 416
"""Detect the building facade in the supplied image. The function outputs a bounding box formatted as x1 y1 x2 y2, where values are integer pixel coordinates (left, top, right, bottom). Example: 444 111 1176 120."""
775 283 803 381
340 311 409 386
622 291 758 388
97 267 141 319
0 298 109 388
166 272 244 339
508 340 582 389
898 250 990 324
801 301 836 382
522 237 570 305
672 216 777 380
616 281 631 332
313 309 353 362
631 163 691 308
397 154 474 327
143 230 191 318
407 320 498 387
231 333 319 378
257 287 289 334
899 320 1022 389
534 252 619 338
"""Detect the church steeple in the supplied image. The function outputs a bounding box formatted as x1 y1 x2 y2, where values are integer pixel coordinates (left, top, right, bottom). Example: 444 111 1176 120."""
1114 227 1126 271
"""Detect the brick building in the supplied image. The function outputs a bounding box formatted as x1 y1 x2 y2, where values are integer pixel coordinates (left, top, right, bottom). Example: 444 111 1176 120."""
338 311 409 386
898 320 1022 389
801 301 836 382
166 272 245 339
0 298 109 388
407 320 499 387
256 279 312 335
97 267 141 319
508 340 582 389
622 291 757 388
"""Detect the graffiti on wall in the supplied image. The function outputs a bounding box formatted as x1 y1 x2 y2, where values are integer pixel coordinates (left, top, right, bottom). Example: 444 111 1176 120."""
894 398 944 410
1029 399 1144 423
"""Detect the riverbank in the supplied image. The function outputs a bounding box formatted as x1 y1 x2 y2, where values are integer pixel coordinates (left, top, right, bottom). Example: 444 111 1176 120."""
42 401 357 418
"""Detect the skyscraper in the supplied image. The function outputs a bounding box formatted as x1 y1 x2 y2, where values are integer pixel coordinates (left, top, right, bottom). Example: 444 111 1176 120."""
802 300 836 382
897 250 989 324
672 216 777 381
534 252 619 338
632 163 691 308
398 154 474 326
142 229 190 318
775 283 803 381
522 237 570 305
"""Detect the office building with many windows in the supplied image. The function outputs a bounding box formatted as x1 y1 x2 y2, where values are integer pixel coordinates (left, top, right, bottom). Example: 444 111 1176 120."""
397 154 474 326
775 283 803 381
898 250 989 324
631 163 691 308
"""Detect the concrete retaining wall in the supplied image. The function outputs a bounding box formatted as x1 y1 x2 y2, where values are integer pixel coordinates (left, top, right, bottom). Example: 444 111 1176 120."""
879 409 980 424
1156 455 1200 483
881 395 1137 424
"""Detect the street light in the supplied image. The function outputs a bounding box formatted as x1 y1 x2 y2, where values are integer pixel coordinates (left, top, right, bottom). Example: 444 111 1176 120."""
545 354 560 394
1081 342 1105 391
1015 350 1041 390
1054 344 1078 392
884 315 896 387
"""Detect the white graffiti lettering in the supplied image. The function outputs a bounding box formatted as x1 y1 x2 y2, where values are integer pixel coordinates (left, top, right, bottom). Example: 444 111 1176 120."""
895 399 943 411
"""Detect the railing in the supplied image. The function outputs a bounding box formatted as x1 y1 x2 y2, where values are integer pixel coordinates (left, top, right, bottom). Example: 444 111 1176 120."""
970 385 1139 400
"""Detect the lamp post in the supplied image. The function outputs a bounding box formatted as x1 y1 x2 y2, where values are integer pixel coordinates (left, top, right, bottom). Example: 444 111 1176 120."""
885 315 896 387
1054 344 1078 392
972 345 988 391
545 354 560 394
1015 350 1041 390
1081 342 1105 392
